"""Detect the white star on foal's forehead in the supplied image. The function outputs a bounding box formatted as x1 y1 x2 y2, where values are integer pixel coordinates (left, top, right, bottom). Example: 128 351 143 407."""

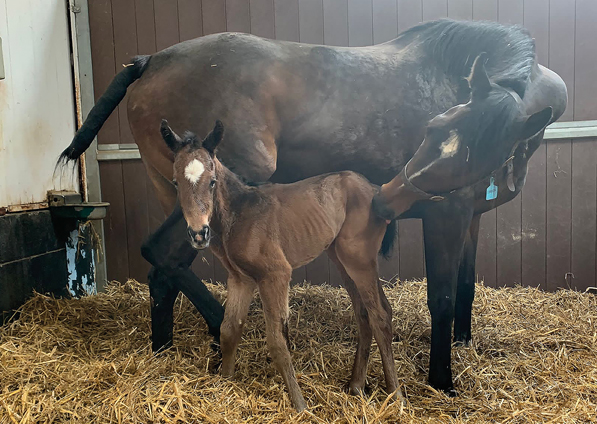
184 159 205 184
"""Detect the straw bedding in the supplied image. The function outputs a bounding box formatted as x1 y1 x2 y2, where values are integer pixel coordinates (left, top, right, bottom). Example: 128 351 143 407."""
1 279 596 423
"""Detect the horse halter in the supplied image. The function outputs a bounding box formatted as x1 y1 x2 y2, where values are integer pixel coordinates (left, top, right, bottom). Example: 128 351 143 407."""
399 161 446 202
399 148 519 202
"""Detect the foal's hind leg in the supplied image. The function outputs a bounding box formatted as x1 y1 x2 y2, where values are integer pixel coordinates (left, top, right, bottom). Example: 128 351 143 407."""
257 267 307 412
220 274 256 377
334 240 404 403
328 247 373 395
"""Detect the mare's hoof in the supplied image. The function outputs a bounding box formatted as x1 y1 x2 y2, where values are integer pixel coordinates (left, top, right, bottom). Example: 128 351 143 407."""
210 340 221 355
453 334 472 347
151 339 173 355
444 387 457 397
453 339 470 348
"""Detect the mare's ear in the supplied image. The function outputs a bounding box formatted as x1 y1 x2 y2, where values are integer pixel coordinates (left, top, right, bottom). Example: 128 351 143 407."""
467 53 491 101
520 106 553 140
202 120 224 156
160 119 184 153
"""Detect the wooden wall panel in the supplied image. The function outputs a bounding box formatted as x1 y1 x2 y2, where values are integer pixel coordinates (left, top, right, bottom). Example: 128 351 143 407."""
472 0 498 287
299 0 324 44
88 0 118 146
250 0 276 38
447 0 472 20
202 0 227 35
135 0 157 54
495 0 523 287
154 0 180 50
395 0 425 282
226 0 251 33
570 0 597 291
521 0 549 290
275 0 300 41
178 0 204 41
397 0 423 32
546 0 574 291
372 0 398 44
348 0 373 47
323 0 348 46
422 0 447 21
90 0 597 291
99 162 129 283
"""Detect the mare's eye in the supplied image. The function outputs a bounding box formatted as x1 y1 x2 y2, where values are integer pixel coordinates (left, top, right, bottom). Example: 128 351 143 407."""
172 179 178 187
210 179 216 189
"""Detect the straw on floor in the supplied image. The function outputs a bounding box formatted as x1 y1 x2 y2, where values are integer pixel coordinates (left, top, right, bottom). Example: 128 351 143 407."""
1 279 596 423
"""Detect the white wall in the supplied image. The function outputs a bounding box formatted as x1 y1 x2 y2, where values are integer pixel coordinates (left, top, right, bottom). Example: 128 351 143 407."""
0 0 78 209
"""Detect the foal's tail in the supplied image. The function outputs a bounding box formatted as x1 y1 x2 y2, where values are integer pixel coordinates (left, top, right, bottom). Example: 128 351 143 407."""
380 219 397 259
56 55 151 167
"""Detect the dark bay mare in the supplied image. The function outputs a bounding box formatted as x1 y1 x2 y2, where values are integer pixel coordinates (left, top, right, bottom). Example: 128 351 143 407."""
58 19 567 395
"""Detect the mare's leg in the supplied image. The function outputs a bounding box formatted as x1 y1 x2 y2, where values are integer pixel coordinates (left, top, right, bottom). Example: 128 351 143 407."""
141 202 225 351
334 240 403 403
422 203 473 395
257 267 307 412
220 274 256 377
454 214 481 346
327 247 373 395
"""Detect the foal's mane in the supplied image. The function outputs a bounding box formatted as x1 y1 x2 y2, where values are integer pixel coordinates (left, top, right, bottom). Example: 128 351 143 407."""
395 19 535 97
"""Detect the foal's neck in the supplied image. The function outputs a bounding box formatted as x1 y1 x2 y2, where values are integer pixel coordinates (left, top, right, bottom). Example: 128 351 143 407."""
210 158 254 235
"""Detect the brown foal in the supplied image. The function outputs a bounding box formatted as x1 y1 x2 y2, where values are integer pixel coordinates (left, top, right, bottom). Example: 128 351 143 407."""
160 119 405 412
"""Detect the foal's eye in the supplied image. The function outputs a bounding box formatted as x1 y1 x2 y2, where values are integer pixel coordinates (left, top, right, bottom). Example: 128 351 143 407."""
172 179 178 187
210 179 216 189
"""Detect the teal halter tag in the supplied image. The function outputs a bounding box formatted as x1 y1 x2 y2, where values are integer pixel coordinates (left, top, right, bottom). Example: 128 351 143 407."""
486 177 498 201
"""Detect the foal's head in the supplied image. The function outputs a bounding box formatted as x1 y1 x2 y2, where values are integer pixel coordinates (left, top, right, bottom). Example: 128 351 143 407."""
374 53 553 219
160 120 224 249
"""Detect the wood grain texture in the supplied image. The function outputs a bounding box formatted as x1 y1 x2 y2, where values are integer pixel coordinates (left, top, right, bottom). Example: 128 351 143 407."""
521 0 549 290
546 0 574 291
570 0 597 291
495 2 523 287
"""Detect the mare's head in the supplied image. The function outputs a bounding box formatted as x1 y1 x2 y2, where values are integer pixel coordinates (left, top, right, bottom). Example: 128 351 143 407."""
160 120 224 249
374 53 553 220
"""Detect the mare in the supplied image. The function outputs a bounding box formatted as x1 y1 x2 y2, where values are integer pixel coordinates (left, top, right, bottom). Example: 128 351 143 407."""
58 19 567 395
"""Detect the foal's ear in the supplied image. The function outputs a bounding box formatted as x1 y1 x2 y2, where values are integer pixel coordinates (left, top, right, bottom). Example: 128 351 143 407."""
202 120 224 155
520 106 553 140
467 53 491 101
160 119 184 153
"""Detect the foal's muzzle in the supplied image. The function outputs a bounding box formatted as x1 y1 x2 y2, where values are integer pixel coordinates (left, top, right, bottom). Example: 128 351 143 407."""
188 225 211 249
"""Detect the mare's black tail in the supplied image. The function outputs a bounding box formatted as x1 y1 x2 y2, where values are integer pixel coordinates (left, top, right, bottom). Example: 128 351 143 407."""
379 219 397 259
56 55 151 167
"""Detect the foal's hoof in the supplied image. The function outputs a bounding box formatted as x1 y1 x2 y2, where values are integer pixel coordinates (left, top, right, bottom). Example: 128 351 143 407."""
348 386 365 397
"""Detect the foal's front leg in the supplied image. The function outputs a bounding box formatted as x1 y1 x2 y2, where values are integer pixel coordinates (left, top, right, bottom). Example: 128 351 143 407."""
220 274 256 377
258 268 307 412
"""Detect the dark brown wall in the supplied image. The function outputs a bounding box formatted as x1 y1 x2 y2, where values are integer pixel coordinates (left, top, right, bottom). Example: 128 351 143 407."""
89 0 597 291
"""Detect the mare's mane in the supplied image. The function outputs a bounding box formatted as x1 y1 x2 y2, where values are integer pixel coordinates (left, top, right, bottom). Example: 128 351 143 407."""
394 19 535 97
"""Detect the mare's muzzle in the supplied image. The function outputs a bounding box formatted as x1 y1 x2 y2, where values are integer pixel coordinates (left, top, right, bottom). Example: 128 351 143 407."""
188 225 211 249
